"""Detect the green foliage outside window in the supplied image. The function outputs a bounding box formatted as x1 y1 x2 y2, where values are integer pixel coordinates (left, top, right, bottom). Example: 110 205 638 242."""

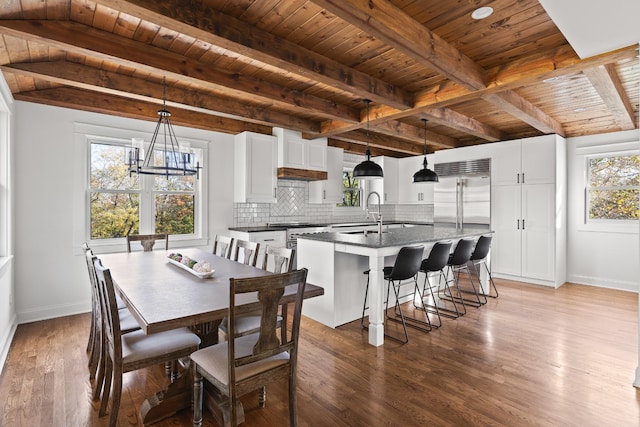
90 142 196 239
587 154 639 220
339 170 360 207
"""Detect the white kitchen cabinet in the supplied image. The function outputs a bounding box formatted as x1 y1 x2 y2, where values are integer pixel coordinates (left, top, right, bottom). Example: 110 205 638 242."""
491 134 566 287
397 155 435 204
274 127 327 171
492 135 557 186
234 132 278 203
309 146 344 204
370 156 399 204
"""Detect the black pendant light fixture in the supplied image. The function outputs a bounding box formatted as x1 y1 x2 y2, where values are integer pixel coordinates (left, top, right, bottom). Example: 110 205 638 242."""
353 99 383 179
128 77 201 179
413 118 438 183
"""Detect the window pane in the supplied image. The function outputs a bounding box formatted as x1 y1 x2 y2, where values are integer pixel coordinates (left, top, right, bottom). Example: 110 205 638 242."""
589 155 640 187
589 189 640 220
152 149 196 191
91 143 139 190
338 170 360 207
90 192 139 239
155 194 195 234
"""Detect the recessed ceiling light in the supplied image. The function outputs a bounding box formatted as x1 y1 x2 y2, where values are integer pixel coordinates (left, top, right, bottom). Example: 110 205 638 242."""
471 6 494 20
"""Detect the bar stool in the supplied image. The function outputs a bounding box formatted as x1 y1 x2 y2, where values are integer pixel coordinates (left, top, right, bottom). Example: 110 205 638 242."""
469 235 499 298
441 238 478 313
419 241 460 322
361 245 425 343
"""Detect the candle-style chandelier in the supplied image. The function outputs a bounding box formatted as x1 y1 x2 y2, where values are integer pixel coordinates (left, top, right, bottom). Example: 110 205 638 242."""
128 77 201 179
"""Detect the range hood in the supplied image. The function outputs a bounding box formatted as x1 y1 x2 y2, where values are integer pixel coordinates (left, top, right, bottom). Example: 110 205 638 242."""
277 168 328 181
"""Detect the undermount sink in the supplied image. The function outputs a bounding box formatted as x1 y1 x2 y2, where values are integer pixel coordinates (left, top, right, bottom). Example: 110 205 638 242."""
341 230 388 235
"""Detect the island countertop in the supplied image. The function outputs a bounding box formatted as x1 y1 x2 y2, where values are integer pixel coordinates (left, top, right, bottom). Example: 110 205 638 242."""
296 224 492 248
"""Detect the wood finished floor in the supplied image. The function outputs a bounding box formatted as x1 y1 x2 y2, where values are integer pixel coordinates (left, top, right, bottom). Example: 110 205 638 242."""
1 279 639 426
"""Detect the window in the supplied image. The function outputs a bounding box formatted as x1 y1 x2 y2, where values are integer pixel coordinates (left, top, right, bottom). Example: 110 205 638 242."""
338 169 360 207
89 140 199 240
586 153 639 221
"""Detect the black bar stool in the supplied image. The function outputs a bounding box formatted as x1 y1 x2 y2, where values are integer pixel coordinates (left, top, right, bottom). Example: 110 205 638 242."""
441 238 479 312
469 235 499 298
419 240 461 322
361 245 425 343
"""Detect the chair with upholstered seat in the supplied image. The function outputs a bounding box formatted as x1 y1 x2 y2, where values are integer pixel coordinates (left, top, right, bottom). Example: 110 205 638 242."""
469 235 498 299
361 245 425 343
191 268 308 427
93 258 201 427
213 235 234 259
83 243 139 388
233 239 260 267
125 233 169 252
219 245 294 341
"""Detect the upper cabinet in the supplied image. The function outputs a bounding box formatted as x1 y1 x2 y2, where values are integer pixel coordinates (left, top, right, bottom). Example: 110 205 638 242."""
234 132 278 203
309 146 344 204
397 155 435 204
274 128 327 172
369 156 399 204
492 135 558 186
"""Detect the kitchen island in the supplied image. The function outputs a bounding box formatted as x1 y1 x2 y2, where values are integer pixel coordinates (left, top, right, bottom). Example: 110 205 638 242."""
297 224 492 346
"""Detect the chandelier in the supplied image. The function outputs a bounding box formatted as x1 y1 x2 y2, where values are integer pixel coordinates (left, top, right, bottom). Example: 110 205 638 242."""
128 77 201 179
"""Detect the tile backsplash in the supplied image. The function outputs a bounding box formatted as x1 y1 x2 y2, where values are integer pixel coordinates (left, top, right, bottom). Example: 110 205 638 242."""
233 178 434 227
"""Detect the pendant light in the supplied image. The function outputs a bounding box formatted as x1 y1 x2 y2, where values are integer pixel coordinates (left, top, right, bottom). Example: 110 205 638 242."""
128 77 201 179
353 99 383 179
413 118 438 182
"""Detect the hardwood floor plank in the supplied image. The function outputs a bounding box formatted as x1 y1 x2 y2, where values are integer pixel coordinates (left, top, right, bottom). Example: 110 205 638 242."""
0 279 638 426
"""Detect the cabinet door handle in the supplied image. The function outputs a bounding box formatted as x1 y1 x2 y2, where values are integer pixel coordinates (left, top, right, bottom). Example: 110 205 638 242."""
522 219 525 230
263 238 275 241
522 173 525 184
517 219 520 229
517 173 519 184
273 188 277 198
323 190 326 200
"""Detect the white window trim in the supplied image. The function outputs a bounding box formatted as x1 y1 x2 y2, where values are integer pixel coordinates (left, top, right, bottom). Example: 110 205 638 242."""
332 160 366 215
576 140 639 234
72 122 209 254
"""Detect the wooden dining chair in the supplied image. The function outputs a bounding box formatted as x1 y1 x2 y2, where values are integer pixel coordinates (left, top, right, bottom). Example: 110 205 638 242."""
233 239 260 267
191 268 308 427
219 245 295 342
83 243 139 385
213 235 234 259
92 258 201 427
125 233 169 252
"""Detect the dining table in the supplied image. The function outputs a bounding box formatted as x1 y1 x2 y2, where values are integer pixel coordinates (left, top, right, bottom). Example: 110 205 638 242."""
99 247 324 426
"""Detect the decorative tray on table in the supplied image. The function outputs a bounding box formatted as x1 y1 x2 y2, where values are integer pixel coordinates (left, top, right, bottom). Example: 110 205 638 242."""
166 253 215 279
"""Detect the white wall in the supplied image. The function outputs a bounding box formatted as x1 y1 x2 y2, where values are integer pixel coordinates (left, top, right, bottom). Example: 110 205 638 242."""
13 101 235 324
0 74 16 374
566 129 640 291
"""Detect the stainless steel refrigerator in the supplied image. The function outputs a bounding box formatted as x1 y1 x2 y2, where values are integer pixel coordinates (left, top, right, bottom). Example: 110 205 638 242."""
433 158 491 228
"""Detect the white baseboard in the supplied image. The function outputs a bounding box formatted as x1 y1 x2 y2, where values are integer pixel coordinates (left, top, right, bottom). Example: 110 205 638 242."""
17 301 90 325
0 314 17 376
567 274 638 293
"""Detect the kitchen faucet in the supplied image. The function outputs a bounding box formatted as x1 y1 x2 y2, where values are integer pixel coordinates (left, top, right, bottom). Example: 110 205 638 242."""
366 191 383 235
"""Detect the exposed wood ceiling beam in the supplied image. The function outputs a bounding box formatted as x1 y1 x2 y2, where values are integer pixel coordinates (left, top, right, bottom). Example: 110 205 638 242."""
328 138 412 158
482 90 565 136
582 64 636 130
97 0 414 111
421 108 510 142
14 87 272 135
316 45 638 137
0 20 360 123
312 0 565 137
310 0 487 91
335 129 427 155
369 119 458 149
2 60 319 132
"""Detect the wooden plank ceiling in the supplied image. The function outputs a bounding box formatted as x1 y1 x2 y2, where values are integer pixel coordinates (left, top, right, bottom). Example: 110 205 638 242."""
0 0 638 157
